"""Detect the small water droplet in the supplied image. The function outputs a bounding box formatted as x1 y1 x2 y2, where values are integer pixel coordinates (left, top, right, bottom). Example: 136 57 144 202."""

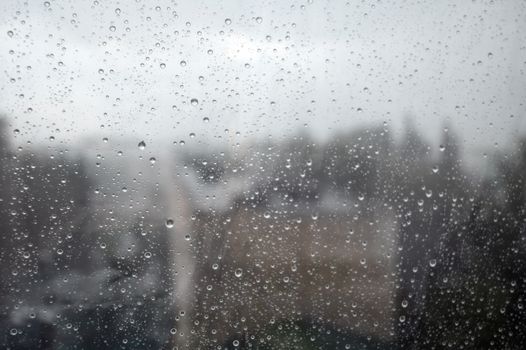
138 141 146 150
225 18 232 25
190 98 199 106
429 259 437 267
166 219 174 228
234 268 243 278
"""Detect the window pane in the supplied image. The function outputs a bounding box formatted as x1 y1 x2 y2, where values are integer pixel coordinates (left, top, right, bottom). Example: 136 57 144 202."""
1 1 525 349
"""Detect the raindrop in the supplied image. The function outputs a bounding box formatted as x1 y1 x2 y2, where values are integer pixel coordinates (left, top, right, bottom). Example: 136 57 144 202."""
166 219 174 228
429 259 437 267
225 18 232 25
256 17 263 24
190 98 199 106
138 141 146 150
234 268 243 278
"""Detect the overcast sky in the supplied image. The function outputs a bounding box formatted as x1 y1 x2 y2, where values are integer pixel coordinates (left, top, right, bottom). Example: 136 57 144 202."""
1 0 526 161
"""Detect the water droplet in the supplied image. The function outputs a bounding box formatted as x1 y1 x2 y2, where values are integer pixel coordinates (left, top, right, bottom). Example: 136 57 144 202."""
7 31 14 37
170 328 177 335
10 329 17 336
233 340 240 347
212 263 219 270
166 219 174 228
255 17 263 24
234 268 243 278
429 259 437 267
203 117 209 123
225 18 232 25
138 141 146 150
109 25 116 32
149 157 156 164
190 98 199 106
180 60 187 67
160 63 166 69
401 300 408 308
144 251 152 258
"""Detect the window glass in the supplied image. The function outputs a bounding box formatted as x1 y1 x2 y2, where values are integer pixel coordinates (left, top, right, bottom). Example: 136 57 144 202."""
1 1 526 349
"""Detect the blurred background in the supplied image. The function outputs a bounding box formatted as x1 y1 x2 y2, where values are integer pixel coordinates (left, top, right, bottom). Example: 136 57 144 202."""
1 0 526 349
